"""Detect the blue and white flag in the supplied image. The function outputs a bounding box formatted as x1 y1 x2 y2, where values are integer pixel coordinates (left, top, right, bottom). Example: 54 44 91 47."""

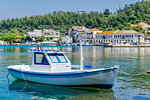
74 27 79 39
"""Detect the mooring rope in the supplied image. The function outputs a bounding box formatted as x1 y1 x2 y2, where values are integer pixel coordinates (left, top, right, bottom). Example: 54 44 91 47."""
99 72 103 80
7 73 10 85
111 70 123 100
20 65 36 91
20 67 28 92
118 69 147 76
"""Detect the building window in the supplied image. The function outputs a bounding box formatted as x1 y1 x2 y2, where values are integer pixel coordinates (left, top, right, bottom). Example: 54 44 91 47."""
132 35 133 37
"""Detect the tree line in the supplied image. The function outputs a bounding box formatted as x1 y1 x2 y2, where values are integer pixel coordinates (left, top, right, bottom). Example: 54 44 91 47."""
0 0 149 35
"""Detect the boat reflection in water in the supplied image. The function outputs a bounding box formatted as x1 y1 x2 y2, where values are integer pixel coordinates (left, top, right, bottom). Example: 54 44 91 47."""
9 79 115 100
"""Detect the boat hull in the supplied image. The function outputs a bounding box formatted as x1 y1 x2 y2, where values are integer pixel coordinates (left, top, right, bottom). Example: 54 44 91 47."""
7 67 118 88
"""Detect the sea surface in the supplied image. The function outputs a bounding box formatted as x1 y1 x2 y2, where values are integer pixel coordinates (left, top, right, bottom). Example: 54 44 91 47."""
0 45 150 100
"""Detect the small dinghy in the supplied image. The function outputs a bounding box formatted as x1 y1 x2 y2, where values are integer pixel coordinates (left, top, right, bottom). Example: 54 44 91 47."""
7 41 119 88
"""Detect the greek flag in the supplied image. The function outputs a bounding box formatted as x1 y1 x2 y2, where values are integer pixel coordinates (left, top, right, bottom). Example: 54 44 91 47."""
74 27 79 39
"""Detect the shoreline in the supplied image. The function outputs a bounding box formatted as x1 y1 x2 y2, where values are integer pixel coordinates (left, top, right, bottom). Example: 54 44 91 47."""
1 44 150 48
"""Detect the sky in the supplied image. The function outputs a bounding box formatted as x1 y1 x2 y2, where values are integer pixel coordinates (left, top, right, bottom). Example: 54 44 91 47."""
0 0 142 21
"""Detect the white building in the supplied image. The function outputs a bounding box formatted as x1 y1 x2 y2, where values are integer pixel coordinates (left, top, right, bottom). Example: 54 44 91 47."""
62 36 73 44
28 30 42 41
84 28 102 44
43 29 60 41
68 26 102 44
68 26 88 42
28 29 60 41
95 30 144 44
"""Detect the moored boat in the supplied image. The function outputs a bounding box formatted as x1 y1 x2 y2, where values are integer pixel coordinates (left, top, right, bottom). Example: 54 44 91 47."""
103 43 113 47
7 39 119 88
7 49 119 88
41 41 57 46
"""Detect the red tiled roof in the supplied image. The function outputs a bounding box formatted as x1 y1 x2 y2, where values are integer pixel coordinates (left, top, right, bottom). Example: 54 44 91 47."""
115 30 139 34
16 36 21 38
72 26 86 30
88 28 102 31
138 22 148 26
96 30 139 35
96 31 115 35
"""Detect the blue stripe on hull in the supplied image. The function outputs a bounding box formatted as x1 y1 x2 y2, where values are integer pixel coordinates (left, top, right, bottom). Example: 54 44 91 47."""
8 68 117 78
13 78 113 88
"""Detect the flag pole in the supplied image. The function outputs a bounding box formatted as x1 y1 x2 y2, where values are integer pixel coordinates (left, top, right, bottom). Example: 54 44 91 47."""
75 26 83 70
80 38 83 70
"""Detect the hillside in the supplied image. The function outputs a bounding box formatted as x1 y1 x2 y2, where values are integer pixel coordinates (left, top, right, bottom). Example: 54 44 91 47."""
0 0 150 35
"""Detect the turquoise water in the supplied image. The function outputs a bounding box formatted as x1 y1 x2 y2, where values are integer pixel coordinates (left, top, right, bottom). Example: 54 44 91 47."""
0 46 150 100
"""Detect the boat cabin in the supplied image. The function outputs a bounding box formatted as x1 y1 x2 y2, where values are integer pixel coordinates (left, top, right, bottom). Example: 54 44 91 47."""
29 50 71 72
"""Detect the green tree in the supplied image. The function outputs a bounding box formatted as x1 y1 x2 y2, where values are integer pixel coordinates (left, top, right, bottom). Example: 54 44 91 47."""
50 37 54 40
10 29 20 35
36 36 45 42
21 36 26 41
0 34 5 41
58 36 63 41
4 32 17 45
46 37 50 41
104 9 110 17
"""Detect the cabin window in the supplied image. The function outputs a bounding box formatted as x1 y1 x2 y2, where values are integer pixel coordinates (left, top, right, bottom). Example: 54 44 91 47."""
57 55 67 62
48 53 68 63
34 52 49 65
49 55 59 63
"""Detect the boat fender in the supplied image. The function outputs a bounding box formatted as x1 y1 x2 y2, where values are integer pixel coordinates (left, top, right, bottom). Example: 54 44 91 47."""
84 65 92 68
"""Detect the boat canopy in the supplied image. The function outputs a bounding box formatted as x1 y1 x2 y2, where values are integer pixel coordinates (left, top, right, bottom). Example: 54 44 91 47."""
29 50 71 72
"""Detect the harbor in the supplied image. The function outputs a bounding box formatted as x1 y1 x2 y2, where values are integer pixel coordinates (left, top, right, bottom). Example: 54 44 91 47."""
0 0 150 99
0 46 150 99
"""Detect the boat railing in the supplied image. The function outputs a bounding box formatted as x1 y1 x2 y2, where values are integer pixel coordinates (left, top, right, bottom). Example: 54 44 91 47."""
71 65 93 70
28 50 59 53
71 65 81 70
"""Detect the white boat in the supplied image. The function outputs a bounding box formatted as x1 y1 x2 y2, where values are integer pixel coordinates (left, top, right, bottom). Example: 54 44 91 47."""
31 42 37 45
41 41 57 46
0 40 6 45
7 40 119 88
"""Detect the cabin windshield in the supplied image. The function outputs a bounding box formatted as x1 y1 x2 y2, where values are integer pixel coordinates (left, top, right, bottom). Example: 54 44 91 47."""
48 53 68 63
34 52 49 65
